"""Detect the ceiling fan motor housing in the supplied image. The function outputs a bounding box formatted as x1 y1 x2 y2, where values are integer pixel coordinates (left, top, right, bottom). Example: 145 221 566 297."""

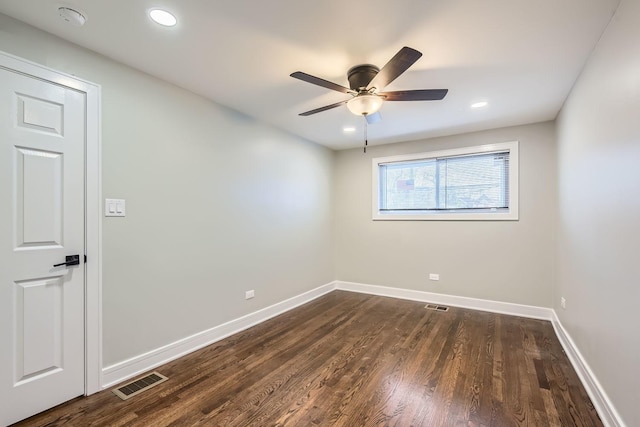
347 64 380 91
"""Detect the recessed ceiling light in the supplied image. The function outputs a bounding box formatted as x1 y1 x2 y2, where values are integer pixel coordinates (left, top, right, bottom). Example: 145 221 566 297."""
471 101 488 109
343 126 356 133
149 9 177 27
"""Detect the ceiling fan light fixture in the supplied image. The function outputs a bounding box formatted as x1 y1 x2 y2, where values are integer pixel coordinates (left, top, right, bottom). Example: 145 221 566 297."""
347 95 383 116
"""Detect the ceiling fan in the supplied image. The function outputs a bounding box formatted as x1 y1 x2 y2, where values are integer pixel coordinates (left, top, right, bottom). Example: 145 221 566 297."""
290 46 448 125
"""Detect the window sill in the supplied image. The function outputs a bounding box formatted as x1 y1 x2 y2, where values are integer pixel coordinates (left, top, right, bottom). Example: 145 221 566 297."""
372 210 518 221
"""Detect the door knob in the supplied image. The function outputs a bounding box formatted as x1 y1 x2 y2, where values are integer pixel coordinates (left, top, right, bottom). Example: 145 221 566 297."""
53 254 80 267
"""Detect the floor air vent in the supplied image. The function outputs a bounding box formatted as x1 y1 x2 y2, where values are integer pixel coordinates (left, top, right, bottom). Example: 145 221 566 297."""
425 303 449 312
112 371 168 401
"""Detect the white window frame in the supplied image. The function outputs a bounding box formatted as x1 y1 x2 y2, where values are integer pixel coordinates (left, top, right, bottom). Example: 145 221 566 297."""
372 141 519 221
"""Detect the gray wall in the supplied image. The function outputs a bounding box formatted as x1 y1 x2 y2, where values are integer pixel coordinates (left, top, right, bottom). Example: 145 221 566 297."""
334 122 557 307
555 0 640 424
0 14 335 366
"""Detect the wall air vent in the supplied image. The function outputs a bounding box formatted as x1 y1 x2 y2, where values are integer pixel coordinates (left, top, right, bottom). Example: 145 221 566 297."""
112 371 168 401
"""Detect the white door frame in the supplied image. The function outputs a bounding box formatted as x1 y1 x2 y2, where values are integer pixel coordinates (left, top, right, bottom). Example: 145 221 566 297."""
0 51 103 395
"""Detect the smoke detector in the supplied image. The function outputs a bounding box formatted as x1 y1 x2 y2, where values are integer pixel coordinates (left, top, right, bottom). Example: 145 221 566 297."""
58 7 87 26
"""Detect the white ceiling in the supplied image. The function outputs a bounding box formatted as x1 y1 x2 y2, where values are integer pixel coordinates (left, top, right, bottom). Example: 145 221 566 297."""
0 0 619 150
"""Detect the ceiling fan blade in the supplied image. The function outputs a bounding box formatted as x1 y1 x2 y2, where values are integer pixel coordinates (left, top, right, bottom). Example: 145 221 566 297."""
366 112 382 124
380 89 448 101
299 99 350 116
291 71 353 94
366 47 422 90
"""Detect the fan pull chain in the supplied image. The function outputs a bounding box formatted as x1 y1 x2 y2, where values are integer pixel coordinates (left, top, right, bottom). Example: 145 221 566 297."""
363 115 368 153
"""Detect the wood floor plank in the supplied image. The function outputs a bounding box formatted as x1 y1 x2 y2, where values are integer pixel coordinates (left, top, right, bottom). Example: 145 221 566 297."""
13 291 603 427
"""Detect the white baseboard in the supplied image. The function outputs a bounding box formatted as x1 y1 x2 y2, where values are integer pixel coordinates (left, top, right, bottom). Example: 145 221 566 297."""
102 282 336 389
335 280 553 320
551 312 625 427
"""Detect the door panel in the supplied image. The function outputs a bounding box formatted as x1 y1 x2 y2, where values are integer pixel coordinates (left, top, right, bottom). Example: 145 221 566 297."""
0 67 86 426
14 277 64 383
16 93 64 135
16 148 63 247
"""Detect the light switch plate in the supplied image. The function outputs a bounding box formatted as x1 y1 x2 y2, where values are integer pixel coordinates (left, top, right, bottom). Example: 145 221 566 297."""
105 199 126 217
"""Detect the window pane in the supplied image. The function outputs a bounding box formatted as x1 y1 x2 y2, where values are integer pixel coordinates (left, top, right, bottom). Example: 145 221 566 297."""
380 151 509 211
438 153 509 209
381 160 437 210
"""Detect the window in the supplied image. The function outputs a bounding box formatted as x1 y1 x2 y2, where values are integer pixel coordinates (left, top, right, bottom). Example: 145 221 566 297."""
372 141 518 220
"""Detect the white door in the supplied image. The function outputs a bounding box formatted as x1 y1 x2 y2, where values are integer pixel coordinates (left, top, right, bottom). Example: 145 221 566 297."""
0 66 86 426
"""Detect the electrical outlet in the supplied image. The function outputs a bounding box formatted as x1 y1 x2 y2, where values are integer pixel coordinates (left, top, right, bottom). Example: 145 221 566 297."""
560 297 566 309
429 273 440 281
245 290 255 300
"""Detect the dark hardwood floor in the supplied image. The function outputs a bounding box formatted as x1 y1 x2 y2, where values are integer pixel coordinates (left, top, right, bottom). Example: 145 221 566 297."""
14 291 602 426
